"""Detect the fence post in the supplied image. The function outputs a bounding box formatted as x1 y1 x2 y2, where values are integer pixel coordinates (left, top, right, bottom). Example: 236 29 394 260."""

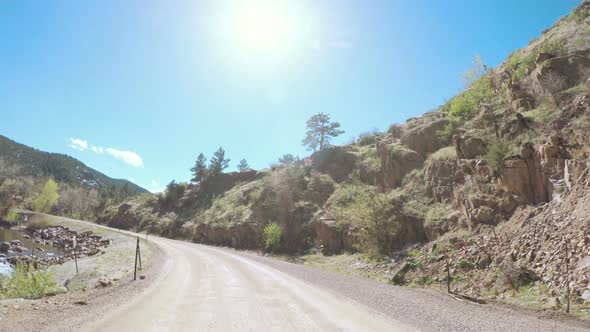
138 240 142 270
74 251 79 274
446 258 451 294
134 237 139 281
565 243 570 313
73 236 78 274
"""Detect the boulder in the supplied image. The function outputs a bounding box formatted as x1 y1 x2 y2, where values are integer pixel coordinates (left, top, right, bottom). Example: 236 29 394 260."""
14 246 27 253
472 206 495 225
97 278 112 287
459 136 487 159
377 144 422 190
531 50 590 99
400 118 450 155
0 242 10 252
108 204 138 230
309 218 356 254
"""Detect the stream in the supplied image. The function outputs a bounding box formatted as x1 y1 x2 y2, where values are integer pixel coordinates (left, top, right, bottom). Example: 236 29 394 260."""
0 227 65 277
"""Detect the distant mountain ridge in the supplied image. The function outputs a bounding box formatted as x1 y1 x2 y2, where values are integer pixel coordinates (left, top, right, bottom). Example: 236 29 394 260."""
0 135 148 194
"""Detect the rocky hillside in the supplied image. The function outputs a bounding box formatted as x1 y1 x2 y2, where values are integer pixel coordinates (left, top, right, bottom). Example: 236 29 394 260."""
105 0 590 309
0 135 147 194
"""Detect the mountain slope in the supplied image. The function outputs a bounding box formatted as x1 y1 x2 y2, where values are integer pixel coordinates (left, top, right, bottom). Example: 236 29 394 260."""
0 135 147 194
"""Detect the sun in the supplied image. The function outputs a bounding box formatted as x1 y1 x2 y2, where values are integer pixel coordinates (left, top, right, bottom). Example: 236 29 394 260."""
229 1 297 54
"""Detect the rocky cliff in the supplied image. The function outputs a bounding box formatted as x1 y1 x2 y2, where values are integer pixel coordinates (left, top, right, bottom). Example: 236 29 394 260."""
105 0 590 308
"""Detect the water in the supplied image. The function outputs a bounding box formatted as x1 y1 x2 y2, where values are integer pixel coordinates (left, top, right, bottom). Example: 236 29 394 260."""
0 227 66 276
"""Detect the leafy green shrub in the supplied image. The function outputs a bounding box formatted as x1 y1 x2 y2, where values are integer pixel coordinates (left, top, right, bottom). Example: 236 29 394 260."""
34 179 59 213
328 184 378 225
435 119 460 145
263 223 282 252
360 195 401 258
540 38 566 55
486 142 511 172
0 263 60 299
511 53 536 81
305 172 335 206
449 76 494 120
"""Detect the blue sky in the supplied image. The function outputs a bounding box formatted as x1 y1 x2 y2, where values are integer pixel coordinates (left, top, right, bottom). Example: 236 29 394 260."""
0 0 581 192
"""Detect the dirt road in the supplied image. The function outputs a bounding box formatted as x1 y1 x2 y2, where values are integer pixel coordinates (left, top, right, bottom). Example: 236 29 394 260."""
83 236 405 331
79 233 590 332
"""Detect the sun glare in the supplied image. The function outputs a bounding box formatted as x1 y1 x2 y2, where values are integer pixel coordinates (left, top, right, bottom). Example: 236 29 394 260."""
228 1 298 55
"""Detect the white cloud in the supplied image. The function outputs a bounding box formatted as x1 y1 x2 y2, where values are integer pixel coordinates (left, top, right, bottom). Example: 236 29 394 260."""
67 138 143 168
105 148 144 168
149 180 163 193
91 145 104 154
69 138 88 151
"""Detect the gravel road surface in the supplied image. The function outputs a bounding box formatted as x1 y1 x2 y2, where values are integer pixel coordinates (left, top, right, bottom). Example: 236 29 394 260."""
80 235 590 332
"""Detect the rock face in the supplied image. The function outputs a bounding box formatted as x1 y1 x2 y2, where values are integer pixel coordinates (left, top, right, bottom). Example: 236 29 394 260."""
309 218 357 254
499 144 552 205
310 147 357 182
400 118 450 155
457 136 487 159
424 158 460 202
531 50 590 99
378 143 422 190
108 204 138 230
188 222 263 250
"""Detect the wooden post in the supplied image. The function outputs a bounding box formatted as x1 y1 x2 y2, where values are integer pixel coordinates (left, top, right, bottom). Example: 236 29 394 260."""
74 251 79 274
446 259 451 294
134 237 139 281
73 236 78 274
138 240 142 270
565 243 570 314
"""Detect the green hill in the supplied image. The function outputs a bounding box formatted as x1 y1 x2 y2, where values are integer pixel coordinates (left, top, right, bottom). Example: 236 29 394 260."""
0 135 148 194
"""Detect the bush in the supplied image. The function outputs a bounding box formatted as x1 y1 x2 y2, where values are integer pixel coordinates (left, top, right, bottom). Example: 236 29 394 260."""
25 215 50 232
328 185 378 225
511 53 536 81
263 223 282 252
305 172 335 206
540 38 566 55
435 119 460 145
0 263 60 299
360 195 401 258
425 203 453 227
486 142 511 172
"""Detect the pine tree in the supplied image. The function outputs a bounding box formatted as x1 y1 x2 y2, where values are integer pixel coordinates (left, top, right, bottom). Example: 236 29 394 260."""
237 158 250 172
302 113 345 151
278 154 297 166
209 147 230 175
190 153 208 183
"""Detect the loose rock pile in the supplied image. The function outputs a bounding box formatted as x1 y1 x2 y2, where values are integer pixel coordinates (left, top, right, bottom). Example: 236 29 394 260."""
1 226 112 267
372 183 590 305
